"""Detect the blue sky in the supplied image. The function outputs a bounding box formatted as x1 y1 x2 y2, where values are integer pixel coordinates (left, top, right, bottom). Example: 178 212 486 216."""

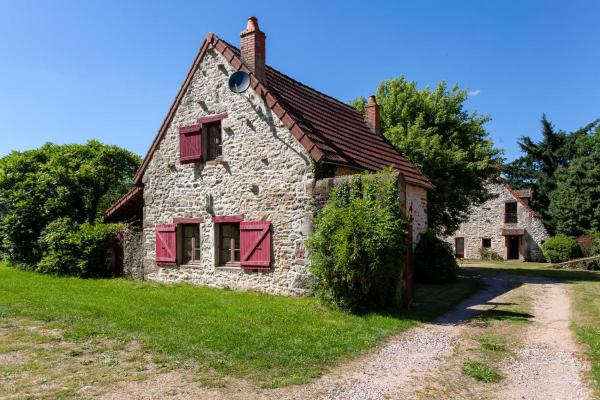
0 0 598 161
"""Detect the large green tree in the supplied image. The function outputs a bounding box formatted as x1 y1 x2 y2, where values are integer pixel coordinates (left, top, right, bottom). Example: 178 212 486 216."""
502 115 599 231
352 77 501 236
549 126 600 236
0 141 140 265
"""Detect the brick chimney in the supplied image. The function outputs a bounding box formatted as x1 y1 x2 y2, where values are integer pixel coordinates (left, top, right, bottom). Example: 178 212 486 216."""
240 16 266 83
365 95 380 134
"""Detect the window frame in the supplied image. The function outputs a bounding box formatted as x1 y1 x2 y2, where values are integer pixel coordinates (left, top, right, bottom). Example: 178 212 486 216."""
505 202 518 223
180 223 201 265
203 121 223 161
482 238 492 248
217 222 241 267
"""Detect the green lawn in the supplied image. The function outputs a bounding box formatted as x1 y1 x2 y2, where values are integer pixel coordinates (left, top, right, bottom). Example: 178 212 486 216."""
0 262 479 388
465 260 600 395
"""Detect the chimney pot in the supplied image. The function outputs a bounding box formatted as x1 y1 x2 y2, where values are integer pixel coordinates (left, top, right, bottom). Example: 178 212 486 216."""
365 95 381 134
240 17 266 83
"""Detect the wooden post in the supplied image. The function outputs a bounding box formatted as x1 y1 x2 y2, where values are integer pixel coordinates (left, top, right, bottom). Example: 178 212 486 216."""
401 221 415 308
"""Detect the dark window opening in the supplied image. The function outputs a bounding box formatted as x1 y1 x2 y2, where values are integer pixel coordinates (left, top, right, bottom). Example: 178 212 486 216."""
505 202 518 223
482 238 492 248
205 122 222 161
219 223 240 265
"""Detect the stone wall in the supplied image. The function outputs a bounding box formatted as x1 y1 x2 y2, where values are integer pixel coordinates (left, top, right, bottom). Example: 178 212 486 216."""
446 183 549 261
141 45 315 296
121 228 144 279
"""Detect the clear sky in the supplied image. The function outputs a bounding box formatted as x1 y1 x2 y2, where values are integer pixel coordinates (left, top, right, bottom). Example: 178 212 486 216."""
0 0 598 161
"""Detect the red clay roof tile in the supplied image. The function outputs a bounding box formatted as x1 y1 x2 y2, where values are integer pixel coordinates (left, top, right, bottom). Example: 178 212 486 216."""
130 32 433 197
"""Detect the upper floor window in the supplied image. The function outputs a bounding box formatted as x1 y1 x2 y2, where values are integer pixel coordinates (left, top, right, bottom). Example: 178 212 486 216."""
179 112 228 165
205 122 222 161
505 202 518 223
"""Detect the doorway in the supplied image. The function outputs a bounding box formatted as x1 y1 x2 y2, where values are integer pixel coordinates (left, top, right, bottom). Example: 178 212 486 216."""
508 236 520 260
455 237 465 259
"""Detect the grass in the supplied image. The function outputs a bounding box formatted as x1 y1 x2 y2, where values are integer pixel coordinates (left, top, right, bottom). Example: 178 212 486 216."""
0 262 479 388
461 359 502 383
465 260 600 395
479 338 506 352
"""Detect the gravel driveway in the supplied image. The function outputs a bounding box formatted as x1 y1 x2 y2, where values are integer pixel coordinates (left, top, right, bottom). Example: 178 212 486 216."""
281 268 593 400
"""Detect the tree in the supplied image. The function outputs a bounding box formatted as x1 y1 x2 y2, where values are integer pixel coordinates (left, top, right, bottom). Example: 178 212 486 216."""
352 77 501 236
0 141 140 265
549 126 600 236
503 116 599 232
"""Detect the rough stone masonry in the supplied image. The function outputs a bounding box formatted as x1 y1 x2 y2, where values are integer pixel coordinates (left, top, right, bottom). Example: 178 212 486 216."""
110 18 430 296
446 183 549 261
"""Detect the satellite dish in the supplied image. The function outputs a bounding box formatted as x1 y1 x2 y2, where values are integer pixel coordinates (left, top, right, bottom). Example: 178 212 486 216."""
228 71 251 93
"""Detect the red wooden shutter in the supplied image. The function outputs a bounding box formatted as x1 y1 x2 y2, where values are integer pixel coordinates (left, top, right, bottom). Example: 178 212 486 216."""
179 124 202 164
240 221 271 269
155 224 177 265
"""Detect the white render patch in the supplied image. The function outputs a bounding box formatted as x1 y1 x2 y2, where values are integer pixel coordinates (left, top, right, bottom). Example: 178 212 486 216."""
446 183 549 261
406 185 428 246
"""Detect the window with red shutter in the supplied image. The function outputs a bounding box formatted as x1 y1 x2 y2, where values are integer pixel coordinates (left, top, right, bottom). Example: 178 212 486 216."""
240 221 272 270
155 224 177 265
179 124 202 164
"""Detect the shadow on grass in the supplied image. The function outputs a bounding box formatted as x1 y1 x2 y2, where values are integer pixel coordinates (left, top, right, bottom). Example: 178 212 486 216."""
358 273 482 323
477 309 534 323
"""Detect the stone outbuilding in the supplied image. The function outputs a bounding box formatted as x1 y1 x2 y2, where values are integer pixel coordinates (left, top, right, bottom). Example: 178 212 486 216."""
105 17 432 297
446 182 549 261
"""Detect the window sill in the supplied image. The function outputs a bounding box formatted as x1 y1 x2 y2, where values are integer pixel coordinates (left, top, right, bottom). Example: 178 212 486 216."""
205 156 224 165
180 262 201 268
216 262 241 271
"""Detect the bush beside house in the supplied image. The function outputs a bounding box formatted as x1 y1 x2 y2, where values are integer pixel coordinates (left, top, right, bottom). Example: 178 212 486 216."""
479 247 504 261
414 232 459 284
0 141 140 275
307 170 408 311
38 218 125 277
542 235 582 263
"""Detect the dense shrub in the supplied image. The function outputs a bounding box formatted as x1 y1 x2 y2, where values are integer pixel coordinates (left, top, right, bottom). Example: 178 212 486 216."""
38 218 125 278
414 232 459 284
590 230 600 256
0 141 140 266
577 233 597 257
307 169 407 311
479 247 503 261
542 235 582 263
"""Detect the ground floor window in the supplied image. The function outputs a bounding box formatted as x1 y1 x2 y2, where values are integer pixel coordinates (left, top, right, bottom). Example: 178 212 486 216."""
212 217 272 270
482 238 492 248
181 224 201 264
219 223 241 266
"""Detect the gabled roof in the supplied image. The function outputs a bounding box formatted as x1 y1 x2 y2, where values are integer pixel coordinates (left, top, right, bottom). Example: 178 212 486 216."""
104 185 143 223
513 188 533 199
501 181 540 217
132 32 432 190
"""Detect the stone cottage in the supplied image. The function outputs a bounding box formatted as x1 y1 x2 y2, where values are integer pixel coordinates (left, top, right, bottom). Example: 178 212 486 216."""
447 182 549 261
105 17 433 296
